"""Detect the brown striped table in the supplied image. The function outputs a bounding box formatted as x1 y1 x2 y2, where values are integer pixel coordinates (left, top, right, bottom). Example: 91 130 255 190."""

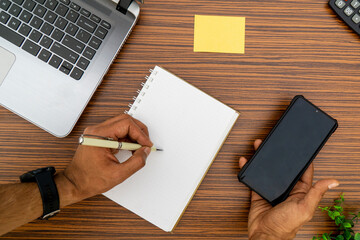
1 0 360 239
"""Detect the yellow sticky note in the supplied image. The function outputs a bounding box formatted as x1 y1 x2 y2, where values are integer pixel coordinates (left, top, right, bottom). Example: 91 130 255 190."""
194 15 245 54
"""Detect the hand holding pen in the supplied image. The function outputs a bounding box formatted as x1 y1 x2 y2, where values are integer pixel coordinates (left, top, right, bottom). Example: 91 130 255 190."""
60 114 155 205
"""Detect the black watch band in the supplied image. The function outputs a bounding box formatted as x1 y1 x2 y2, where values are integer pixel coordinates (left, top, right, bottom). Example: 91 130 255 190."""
20 167 60 219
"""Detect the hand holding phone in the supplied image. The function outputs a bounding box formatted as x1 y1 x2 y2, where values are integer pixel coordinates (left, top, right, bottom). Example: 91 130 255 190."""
239 139 339 240
238 95 338 205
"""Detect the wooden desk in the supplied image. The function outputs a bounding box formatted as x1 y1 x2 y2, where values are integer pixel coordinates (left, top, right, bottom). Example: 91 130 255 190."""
1 0 360 239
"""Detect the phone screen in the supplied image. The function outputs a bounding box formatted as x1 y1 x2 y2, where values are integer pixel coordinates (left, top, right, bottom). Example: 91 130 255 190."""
238 96 337 205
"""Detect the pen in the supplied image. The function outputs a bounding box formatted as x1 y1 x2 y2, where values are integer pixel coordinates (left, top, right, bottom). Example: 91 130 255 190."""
79 135 163 152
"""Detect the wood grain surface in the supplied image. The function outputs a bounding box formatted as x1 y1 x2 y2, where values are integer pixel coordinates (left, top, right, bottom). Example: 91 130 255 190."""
1 0 360 239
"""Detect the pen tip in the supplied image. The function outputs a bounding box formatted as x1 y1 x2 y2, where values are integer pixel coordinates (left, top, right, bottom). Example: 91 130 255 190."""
157 148 163 151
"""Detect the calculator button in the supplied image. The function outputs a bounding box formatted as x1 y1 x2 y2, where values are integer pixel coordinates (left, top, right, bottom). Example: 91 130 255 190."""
344 6 354 16
351 0 360 8
336 0 346 8
352 13 360 23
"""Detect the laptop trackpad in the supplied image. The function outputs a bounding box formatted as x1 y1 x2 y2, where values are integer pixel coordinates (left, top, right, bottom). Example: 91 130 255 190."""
0 47 16 86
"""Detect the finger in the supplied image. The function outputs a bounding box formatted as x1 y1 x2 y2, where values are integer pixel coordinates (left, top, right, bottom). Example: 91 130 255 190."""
99 114 130 127
117 147 151 179
103 118 152 146
239 156 248 169
251 190 266 203
303 179 339 212
123 118 153 146
131 118 150 136
84 114 139 138
299 163 314 186
109 115 150 137
254 139 262 150
290 179 311 196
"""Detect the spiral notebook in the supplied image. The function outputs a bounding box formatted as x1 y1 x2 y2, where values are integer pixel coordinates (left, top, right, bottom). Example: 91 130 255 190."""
103 66 239 232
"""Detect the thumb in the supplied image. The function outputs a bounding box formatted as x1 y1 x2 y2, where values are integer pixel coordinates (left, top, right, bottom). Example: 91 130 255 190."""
120 147 151 178
304 179 339 211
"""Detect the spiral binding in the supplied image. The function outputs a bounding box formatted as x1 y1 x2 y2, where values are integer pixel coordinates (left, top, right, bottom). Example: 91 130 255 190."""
124 68 157 116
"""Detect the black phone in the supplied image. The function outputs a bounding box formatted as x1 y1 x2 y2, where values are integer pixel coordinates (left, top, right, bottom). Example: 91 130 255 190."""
238 95 338 206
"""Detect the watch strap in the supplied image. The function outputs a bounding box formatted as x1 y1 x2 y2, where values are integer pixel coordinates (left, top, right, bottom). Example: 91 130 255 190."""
34 171 60 219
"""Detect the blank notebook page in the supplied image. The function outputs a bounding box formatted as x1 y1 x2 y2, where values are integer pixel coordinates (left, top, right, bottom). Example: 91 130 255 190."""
103 66 239 232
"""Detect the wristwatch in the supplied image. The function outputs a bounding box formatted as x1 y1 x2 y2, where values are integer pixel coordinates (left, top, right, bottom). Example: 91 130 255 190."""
20 167 60 219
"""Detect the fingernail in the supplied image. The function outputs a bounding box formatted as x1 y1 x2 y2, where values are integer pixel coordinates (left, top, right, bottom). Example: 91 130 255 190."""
144 147 151 156
328 182 339 189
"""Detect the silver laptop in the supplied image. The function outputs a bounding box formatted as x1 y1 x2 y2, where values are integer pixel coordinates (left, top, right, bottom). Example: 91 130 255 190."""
0 0 140 137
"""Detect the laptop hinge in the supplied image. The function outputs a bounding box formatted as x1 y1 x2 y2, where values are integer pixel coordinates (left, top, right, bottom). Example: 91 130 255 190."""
117 0 143 14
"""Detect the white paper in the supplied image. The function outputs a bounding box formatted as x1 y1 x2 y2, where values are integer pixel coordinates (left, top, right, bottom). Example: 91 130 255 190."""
103 66 239 232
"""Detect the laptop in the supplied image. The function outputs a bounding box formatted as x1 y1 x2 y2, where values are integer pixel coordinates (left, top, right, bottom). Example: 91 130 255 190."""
0 0 140 137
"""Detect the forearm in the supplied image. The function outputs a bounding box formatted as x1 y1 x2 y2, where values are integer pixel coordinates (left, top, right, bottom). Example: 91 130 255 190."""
0 114 151 236
0 182 42 235
0 172 80 236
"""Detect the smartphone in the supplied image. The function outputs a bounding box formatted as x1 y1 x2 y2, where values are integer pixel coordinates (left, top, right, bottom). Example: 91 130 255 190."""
238 95 338 206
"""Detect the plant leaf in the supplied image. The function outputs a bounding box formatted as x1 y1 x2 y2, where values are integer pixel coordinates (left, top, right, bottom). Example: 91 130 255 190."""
335 216 343 225
328 211 335 220
344 219 354 227
354 233 360 240
334 206 343 212
320 206 330 212
344 230 351 240
313 235 322 240
333 211 341 218
343 222 352 228
336 235 344 240
341 193 345 202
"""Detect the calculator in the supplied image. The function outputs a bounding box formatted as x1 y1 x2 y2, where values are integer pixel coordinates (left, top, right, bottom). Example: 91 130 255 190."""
329 0 360 35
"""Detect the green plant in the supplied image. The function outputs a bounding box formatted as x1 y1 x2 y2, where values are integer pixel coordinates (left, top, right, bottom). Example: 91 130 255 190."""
313 194 360 240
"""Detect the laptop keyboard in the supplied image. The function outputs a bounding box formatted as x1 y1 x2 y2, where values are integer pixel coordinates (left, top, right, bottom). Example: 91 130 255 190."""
0 0 111 80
